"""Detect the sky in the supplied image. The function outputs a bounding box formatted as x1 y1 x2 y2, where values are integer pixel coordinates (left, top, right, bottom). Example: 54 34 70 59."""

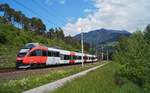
0 0 150 36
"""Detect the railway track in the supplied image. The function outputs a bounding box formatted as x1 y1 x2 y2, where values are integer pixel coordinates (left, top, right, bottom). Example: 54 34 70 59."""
0 63 83 73
0 68 17 73
0 62 96 74
0 62 98 83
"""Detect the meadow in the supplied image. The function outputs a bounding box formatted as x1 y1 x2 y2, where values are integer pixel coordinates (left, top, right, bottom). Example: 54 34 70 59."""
53 62 144 93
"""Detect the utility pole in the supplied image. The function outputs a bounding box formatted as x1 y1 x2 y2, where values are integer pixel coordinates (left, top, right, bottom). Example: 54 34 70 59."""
78 22 84 67
101 45 103 61
81 28 84 67
96 39 98 57
107 50 109 61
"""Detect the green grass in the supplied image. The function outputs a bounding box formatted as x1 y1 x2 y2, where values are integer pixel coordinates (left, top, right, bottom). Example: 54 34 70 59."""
0 62 102 93
53 62 144 93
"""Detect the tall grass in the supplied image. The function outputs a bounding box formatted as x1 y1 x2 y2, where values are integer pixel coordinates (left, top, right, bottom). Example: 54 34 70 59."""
53 62 144 93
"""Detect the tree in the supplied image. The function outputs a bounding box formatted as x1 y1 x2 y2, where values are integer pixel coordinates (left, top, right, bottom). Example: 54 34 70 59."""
58 27 65 39
30 17 46 34
0 4 10 24
144 24 150 43
47 28 55 39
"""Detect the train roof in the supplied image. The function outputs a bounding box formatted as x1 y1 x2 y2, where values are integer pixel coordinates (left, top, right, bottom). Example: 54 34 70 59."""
24 43 96 56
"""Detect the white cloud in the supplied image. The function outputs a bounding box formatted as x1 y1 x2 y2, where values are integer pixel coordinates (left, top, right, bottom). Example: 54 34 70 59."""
63 0 150 36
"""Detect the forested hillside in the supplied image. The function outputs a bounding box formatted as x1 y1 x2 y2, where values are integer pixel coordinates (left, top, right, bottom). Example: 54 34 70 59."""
0 24 82 68
74 28 131 47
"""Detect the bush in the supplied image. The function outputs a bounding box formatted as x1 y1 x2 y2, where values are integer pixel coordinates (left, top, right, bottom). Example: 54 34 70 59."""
0 31 7 44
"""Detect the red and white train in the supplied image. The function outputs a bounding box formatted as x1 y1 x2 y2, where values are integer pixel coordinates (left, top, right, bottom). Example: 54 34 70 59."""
16 43 98 68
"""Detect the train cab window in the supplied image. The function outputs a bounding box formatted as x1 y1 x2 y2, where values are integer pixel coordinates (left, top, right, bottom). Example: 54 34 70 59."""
36 50 42 56
29 51 36 56
29 50 42 56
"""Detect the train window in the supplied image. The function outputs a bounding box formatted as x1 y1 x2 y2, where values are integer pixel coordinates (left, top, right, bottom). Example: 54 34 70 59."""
52 52 59 57
68 55 71 60
48 51 60 57
29 51 36 56
64 55 67 60
42 50 47 56
78 56 81 60
70 56 73 60
63 55 70 60
48 51 52 56
29 50 42 56
51 52 55 57
36 50 42 56
73 56 77 60
64 55 66 60
55 52 60 57
84 56 87 60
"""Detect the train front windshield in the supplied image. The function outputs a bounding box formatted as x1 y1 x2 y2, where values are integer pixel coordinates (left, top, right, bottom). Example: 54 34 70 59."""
17 52 27 57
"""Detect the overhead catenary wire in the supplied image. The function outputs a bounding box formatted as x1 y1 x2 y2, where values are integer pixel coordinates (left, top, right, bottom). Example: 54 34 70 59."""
13 0 59 28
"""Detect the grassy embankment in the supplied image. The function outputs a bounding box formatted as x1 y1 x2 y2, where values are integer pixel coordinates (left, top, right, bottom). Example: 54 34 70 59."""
53 62 144 93
0 24 81 68
0 62 103 93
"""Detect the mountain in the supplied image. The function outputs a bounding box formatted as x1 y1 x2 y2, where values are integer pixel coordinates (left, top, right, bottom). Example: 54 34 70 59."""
74 28 131 47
